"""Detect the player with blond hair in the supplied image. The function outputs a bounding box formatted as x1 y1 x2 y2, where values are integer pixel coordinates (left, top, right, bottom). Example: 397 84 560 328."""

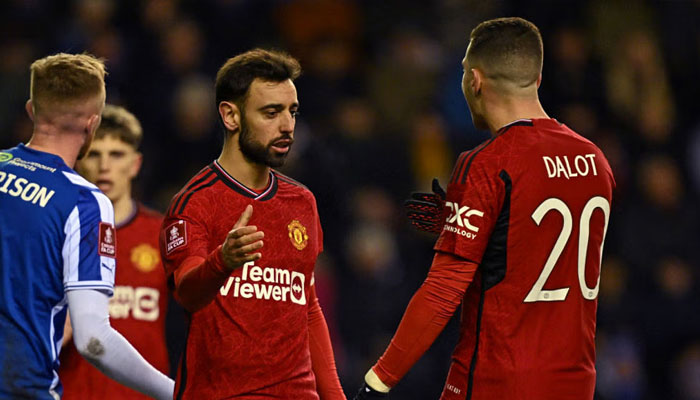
0 53 173 400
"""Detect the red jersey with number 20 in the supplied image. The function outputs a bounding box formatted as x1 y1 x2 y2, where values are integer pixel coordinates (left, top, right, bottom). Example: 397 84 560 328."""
435 119 615 400
161 161 323 399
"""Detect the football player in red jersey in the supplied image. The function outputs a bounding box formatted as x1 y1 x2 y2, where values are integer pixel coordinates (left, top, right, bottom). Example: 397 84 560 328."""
160 49 345 399
60 104 171 399
355 17 615 400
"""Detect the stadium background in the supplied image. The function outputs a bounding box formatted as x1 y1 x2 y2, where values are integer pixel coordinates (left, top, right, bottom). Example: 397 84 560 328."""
1 0 699 398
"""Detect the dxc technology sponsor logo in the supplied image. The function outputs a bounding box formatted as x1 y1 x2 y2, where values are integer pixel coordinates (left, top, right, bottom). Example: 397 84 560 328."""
444 201 484 239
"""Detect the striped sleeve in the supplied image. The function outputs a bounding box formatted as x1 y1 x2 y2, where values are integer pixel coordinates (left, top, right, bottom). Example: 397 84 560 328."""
62 189 116 295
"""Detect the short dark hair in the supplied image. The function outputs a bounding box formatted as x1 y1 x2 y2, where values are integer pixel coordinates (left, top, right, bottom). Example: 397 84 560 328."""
215 48 301 108
468 17 543 87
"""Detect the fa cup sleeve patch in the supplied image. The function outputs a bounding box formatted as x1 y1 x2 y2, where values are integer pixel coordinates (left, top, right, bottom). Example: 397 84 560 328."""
165 220 188 254
98 222 117 257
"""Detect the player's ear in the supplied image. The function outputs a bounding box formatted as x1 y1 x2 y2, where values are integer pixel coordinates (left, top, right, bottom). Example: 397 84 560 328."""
218 101 241 134
536 72 542 88
471 68 483 96
86 114 101 136
129 151 143 179
25 100 35 122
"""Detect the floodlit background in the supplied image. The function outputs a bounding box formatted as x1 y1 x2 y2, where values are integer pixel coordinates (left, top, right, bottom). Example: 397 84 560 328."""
1 0 699 398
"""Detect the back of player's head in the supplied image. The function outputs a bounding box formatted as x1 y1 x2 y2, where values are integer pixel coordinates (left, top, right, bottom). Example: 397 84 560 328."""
96 104 143 149
468 17 543 88
29 53 106 116
215 48 301 108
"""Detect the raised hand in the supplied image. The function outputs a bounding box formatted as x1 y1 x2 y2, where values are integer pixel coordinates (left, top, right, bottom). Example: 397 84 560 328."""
403 178 446 235
221 204 264 270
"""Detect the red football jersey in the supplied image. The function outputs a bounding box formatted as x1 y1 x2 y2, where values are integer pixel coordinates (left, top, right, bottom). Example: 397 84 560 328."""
161 161 323 399
60 204 170 399
435 119 615 400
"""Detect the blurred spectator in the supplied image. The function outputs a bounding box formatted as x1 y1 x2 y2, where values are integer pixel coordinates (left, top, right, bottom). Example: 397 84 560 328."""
55 0 116 51
673 342 700 400
616 154 699 271
644 257 700 399
408 110 452 189
597 256 642 332
605 30 676 147
543 25 606 117
146 75 220 210
595 329 646 400
0 40 34 147
140 0 179 36
368 29 444 134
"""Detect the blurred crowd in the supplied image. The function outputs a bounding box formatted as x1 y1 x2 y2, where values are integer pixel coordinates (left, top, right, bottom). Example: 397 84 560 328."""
2 0 700 399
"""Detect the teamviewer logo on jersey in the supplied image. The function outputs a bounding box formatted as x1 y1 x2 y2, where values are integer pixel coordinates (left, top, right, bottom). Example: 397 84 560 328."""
219 263 307 305
290 272 306 305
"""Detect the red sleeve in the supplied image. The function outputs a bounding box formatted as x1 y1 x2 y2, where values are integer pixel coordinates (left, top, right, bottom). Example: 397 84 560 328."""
434 154 503 263
371 251 477 387
308 282 345 399
170 246 230 312
160 206 230 312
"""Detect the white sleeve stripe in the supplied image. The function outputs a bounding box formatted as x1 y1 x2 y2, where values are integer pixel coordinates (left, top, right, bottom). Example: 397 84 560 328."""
62 170 98 190
65 281 115 288
65 288 113 292
48 297 68 365
91 191 116 285
62 206 80 284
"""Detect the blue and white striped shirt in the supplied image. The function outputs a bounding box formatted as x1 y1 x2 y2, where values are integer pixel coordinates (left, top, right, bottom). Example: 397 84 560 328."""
0 144 115 400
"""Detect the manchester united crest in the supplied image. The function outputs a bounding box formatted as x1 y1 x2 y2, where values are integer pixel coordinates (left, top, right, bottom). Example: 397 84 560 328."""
130 243 160 273
287 220 308 251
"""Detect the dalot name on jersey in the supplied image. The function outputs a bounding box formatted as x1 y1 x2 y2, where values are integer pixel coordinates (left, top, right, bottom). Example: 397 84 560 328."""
542 154 598 179
219 262 306 305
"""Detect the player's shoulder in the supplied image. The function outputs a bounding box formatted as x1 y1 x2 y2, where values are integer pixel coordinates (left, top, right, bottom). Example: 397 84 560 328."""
449 135 502 186
273 170 308 190
166 163 221 217
62 169 111 203
477 118 603 159
273 170 315 199
62 169 99 192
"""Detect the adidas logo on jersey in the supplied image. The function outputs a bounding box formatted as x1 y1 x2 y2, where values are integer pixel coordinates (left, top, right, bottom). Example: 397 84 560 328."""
219 262 306 305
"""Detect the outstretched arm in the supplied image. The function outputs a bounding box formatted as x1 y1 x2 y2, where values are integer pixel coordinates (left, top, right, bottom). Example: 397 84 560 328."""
360 252 477 395
67 289 174 400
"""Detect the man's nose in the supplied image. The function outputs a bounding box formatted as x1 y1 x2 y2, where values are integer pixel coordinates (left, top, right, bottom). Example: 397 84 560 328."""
99 156 110 171
280 112 295 133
